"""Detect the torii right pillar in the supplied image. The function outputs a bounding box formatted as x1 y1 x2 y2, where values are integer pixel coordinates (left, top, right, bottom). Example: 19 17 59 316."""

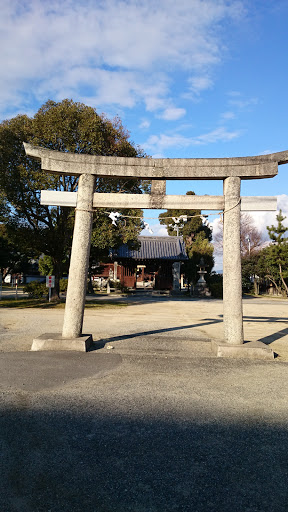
213 175 274 359
223 176 244 345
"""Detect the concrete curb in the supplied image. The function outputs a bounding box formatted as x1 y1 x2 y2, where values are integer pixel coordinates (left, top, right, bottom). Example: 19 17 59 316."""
31 333 93 352
211 339 275 360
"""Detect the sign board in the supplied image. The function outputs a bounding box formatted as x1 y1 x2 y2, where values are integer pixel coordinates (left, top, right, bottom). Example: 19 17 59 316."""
46 275 55 288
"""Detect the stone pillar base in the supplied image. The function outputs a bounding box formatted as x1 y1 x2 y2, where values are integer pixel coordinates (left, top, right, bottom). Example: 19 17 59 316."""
211 339 274 360
31 333 93 352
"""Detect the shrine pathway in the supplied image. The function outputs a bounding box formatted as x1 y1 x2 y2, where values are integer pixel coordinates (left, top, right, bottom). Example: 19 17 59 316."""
0 294 287 358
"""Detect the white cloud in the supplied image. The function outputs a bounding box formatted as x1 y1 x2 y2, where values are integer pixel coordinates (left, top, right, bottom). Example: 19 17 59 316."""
228 91 242 97
220 111 235 120
277 194 288 218
213 253 223 272
260 149 273 155
143 82 170 112
0 0 245 119
187 76 214 95
158 107 186 121
143 134 193 153
227 92 258 110
196 126 240 143
139 119 151 130
143 126 241 153
211 216 222 238
249 195 288 239
209 217 223 271
141 224 168 236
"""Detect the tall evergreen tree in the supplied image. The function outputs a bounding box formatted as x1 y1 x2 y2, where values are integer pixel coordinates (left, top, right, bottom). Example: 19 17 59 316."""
262 210 288 295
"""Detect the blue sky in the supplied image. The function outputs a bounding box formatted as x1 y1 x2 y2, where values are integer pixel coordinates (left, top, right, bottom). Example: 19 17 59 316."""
1 0 288 268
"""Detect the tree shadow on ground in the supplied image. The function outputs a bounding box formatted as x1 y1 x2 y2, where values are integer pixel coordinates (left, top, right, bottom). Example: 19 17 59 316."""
1 407 287 512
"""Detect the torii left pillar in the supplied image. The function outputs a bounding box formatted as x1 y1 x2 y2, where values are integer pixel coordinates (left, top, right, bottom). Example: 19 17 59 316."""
62 174 95 340
32 173 95 351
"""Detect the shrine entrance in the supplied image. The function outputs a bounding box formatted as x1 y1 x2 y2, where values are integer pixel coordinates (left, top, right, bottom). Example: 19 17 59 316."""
114 235 188 290
24 143 287 358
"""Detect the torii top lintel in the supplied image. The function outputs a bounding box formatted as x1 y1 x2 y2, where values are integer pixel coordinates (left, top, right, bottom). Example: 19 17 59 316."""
23 143 288 180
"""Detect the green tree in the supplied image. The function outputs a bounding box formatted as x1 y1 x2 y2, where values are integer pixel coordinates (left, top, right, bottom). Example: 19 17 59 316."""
241 252 261 294
0 224 31 279
0 99 148 299
257 210 288 296
185 231 214 285
159 191 212 241
267 209 288 245
159 191 214 286
38 254 55 277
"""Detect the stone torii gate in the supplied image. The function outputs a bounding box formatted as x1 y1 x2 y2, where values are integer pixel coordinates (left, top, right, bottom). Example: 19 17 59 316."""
24 143 288 358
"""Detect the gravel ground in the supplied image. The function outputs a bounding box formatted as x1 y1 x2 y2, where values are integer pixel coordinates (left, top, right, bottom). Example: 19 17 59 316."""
0 296 288 511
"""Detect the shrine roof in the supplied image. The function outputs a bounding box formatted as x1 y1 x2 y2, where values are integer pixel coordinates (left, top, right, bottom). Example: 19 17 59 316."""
115 236 188 261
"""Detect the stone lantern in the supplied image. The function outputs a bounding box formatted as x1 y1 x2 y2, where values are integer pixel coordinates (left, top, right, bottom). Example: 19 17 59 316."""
193 257 211 297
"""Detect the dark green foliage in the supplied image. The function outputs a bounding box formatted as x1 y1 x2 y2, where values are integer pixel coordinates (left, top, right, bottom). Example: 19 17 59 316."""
207 273 223 298
184 231 214 284
242 274 253 294
38 255 54 276
23 281 47 298
256 246 288 296
59 278 68 292
262 210 288 295
159 191 212 241
241 253 260 294
267 210 288 245
0 224 31 278
0 99 148 298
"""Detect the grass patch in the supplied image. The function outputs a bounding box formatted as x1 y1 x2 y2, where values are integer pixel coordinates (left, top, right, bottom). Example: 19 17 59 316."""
0 297 63 309
0 297 128 309
85 300 127 308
